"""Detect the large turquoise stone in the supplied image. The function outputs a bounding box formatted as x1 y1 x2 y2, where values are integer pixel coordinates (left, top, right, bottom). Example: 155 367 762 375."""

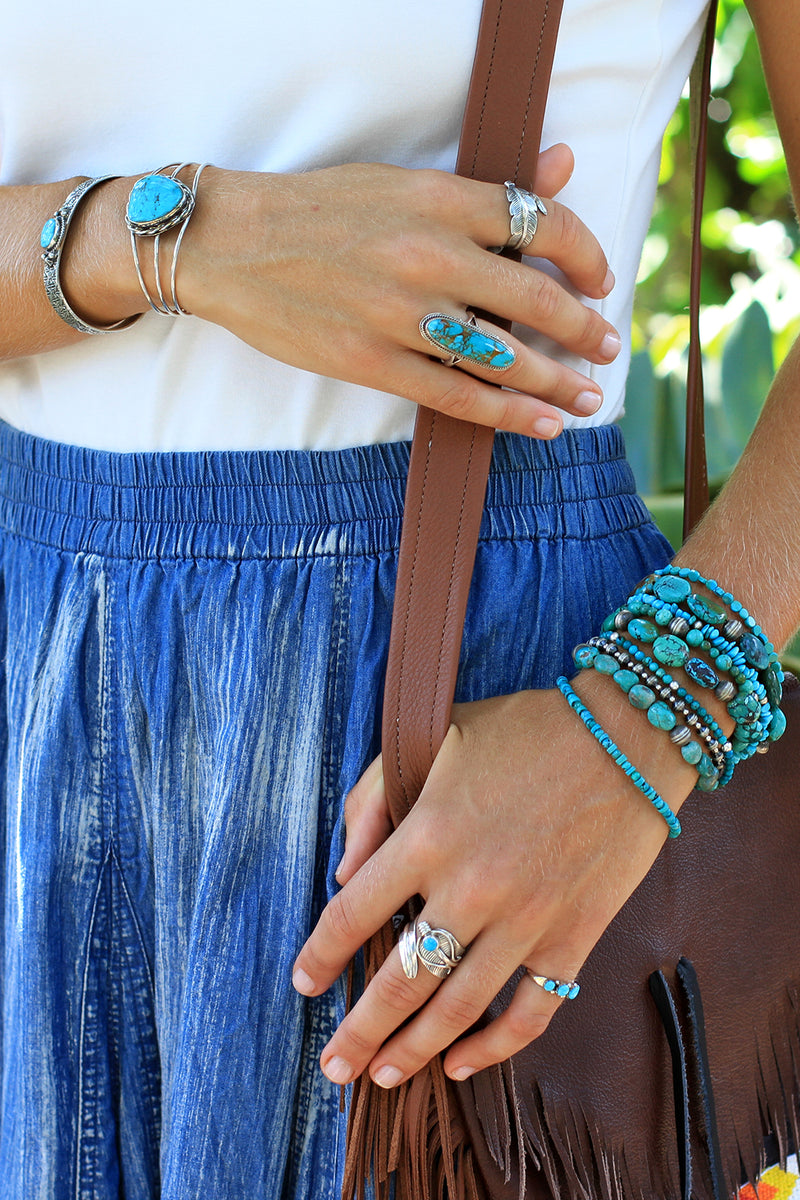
681 741 702 766
686 592 726 626
567 983 581 999
741 633 770 671
653 575 692 604
697 753 716 778
573 644 598 669
652 634 690 668
628 684 656 710
420 316 515 370
685 657 718 689
613 669 638 693
593 654 618 675
647 701 677 731
628 618 657 643
769 707 787 741
765 662 783 708
127 174 185 226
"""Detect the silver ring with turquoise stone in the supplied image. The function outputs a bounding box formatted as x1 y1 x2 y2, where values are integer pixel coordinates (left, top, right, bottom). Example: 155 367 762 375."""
419 312 516 372
399 918 467 980
527 971 581 1001
40 176 142 335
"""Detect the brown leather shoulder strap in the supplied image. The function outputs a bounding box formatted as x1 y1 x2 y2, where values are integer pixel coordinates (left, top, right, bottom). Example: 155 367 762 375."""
684 0 718 539
381 0 564 823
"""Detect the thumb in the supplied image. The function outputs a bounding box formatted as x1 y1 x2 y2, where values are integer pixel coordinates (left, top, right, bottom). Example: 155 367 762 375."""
336 755 394 885
534 142 575 198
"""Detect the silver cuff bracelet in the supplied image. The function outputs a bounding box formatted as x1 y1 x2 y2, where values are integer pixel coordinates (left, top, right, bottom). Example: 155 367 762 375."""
40 177 142 335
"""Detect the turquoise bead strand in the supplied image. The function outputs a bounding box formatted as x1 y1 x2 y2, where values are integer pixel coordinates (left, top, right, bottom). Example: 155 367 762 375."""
556 676 682 838
586 636 731 788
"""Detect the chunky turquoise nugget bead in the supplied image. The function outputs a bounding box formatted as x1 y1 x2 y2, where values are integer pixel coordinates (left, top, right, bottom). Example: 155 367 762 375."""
613 669 639 693
652 574 692 604
573 644 599 669
628 618 657 642
647 701 677 731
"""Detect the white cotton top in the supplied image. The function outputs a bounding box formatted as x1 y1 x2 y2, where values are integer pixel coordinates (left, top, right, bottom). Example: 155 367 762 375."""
0 0 709 452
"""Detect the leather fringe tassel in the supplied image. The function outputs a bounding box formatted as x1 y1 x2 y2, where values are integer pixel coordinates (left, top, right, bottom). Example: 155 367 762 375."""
341 917 484 1200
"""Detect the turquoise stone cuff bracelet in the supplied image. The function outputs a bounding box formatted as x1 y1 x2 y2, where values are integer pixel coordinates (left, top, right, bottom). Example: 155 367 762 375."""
125 173 195 236
125 165 204 316
40 176 142 335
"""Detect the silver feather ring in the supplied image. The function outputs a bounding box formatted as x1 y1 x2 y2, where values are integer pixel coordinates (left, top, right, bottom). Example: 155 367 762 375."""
399 918 467 980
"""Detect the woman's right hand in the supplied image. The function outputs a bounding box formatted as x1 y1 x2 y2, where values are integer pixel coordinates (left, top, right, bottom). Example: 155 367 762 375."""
178 146 619 439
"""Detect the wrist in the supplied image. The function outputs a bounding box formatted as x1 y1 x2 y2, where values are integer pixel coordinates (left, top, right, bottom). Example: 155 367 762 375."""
569 669 701 813
59 174 145 326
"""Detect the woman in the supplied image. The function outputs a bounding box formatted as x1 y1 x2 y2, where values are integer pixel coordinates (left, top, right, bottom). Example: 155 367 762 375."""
1 0 798 1196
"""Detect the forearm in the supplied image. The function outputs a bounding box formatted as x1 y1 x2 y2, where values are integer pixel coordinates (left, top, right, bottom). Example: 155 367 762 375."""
673 337 800 652
0 176 143 361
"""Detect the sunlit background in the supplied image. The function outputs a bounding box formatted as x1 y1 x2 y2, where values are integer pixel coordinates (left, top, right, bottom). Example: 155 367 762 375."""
621 0 800 666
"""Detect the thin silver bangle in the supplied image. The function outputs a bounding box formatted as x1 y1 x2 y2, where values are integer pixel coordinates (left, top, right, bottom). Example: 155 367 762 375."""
126 162 204 316
40 177 142 335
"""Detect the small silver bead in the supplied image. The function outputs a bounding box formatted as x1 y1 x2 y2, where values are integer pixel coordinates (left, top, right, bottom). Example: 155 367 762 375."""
723 619 744 640
756 743 770 754
614 610 633 630
669 680 680 690
668 617 690 637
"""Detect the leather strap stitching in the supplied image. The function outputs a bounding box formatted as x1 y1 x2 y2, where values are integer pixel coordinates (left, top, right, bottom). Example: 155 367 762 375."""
514 0 550 182
392 413 437 810
469 0 505 179
429 423 480 762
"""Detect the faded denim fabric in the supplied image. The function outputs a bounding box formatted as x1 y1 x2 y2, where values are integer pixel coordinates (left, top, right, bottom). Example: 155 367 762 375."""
0 420 670 1199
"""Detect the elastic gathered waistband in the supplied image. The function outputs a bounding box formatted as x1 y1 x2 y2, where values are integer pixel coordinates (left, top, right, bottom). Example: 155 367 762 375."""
0 421 649 561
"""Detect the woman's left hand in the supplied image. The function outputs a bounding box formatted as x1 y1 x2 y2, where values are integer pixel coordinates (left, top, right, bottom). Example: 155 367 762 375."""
292 678 697 1088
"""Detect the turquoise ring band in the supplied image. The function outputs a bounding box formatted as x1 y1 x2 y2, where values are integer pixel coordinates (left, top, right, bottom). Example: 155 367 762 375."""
527 971 581 1000
420 312 516 372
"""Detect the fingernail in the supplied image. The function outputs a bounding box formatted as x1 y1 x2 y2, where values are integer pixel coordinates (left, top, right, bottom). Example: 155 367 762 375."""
573 391 602 416
450 1065 477 1081
323 1056 355 1085
373 1065 404 1089
602 267 615 295
334 854 346 882
600 332 622 360
532 417 561 439
292 968 316 995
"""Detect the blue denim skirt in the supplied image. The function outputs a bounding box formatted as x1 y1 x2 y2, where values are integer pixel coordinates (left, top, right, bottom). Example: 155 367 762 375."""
0 419 671 1199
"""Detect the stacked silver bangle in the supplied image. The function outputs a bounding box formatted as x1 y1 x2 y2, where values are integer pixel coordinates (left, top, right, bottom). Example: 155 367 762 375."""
125 162 207 315
40 177 142 335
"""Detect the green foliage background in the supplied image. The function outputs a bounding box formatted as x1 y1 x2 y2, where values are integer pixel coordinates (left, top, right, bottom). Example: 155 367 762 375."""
619 0 800 664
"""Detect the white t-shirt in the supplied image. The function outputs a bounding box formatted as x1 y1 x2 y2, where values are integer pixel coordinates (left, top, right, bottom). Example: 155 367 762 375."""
0 0 709 452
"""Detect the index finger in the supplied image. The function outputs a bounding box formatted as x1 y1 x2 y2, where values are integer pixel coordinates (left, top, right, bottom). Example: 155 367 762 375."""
292 833 416 996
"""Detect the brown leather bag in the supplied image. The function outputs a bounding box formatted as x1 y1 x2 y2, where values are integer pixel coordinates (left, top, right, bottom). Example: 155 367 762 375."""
343 3 800 1197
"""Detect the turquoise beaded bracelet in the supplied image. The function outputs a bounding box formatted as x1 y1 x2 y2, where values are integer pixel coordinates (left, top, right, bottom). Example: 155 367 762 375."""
556 676 682 838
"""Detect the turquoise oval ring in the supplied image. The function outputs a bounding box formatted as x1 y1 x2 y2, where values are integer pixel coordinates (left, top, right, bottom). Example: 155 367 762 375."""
420 312 516 372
